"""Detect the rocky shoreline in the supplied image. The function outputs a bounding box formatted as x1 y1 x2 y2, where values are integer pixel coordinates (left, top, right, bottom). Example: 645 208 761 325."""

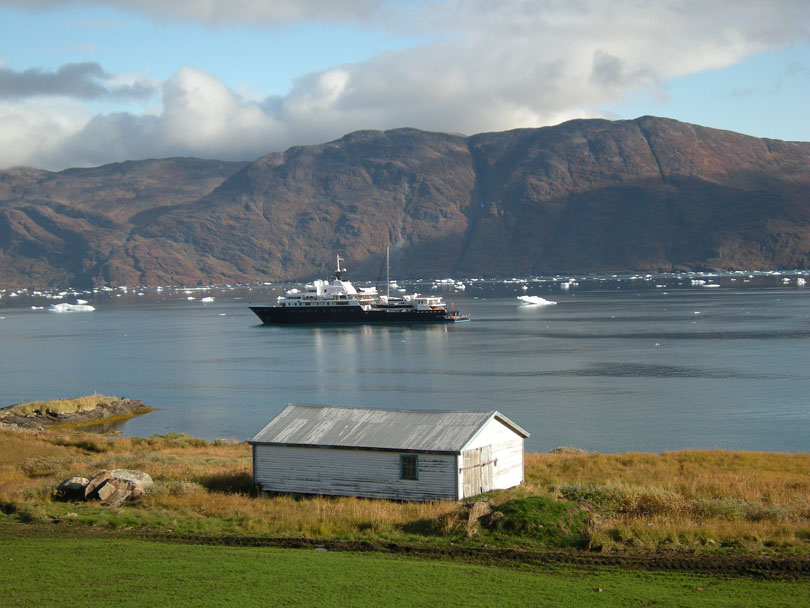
0 397 152 431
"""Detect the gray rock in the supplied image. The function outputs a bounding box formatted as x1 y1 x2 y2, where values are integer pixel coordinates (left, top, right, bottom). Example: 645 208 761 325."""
56 477 89 500
81 469 152 504
95 480 117 502
110 469 154 492
466 499 493 538
84 470 112 500
101 478 142 507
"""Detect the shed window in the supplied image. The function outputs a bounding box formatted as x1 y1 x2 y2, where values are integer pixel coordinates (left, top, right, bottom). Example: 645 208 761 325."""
399 454 418 480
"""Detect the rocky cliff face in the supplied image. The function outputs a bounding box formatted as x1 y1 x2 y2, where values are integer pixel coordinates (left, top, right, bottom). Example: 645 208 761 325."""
1 117 808 288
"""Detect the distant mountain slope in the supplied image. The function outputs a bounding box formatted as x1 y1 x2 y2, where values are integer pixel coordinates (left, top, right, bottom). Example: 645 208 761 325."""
1 117 808 288
0 158 246 286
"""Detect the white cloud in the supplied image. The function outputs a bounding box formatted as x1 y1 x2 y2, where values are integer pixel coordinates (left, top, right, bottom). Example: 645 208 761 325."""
1 0 809 169
0 98 90 168
1 0 386 25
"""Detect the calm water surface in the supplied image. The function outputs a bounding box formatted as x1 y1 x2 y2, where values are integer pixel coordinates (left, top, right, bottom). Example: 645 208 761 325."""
1 280 808 453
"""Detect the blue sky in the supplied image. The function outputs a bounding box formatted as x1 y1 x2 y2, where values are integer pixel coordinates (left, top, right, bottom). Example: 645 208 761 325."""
0 1 808 170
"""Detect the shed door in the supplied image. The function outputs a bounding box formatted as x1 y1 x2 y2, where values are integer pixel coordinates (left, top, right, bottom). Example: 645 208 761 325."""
462 446 493 498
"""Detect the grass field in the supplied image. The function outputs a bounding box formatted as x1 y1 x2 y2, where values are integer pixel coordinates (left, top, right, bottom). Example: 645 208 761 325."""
2 427 809 606
2 428 808 554
1 534 808 608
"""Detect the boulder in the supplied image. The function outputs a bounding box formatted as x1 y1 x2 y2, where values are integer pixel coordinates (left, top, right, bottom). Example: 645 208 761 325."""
95 480 117 502
110 469 154 492
466 499 493 538
99 478 143 507
56 477 89 500
83 468 151 504
84 470 112 500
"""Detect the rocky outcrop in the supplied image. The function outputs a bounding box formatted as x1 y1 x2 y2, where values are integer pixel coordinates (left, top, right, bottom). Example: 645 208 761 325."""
0 398 152 430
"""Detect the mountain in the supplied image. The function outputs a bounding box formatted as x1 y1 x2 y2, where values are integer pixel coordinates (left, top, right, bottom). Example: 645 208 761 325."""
1 116 809 288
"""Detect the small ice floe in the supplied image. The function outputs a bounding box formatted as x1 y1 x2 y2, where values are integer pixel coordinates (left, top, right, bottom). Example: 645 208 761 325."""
703 283 721 288
797 277 806 286
201 296 215 303
219 313 227 316
30 306 44 310
517 295 557 306
47 302 95 312
75 299 88 305
187 296 196 301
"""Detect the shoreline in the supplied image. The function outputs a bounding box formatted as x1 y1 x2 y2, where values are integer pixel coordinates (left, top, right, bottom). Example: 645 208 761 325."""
0 396 153 431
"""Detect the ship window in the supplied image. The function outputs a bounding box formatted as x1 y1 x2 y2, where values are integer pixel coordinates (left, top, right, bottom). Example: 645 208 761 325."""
399 455 418 480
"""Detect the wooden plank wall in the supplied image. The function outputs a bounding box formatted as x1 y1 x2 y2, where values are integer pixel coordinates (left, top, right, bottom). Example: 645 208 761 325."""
460 418 525 498
254 445 458 501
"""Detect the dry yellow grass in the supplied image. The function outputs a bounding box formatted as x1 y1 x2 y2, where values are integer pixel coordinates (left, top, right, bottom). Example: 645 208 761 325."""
1 395 118 417
1 428 808 552
520 450 810 551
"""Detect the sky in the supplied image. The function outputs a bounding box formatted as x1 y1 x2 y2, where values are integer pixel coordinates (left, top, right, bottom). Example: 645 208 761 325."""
0 0 808 171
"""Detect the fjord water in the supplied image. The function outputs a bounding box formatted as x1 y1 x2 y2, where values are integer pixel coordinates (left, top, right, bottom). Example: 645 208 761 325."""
1 280 808 453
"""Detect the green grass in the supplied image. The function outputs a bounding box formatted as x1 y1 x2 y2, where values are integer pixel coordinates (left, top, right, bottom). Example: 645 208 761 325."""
479 495 591 548
0 534 807 607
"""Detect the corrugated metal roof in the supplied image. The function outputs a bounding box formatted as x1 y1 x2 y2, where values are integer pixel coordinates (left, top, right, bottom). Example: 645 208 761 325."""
249 403 529 453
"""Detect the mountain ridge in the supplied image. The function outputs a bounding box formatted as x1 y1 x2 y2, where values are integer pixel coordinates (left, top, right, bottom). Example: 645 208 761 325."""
1 116 809 288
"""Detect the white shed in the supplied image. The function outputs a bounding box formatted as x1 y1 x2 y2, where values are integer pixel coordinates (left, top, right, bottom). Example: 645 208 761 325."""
249 404 530 501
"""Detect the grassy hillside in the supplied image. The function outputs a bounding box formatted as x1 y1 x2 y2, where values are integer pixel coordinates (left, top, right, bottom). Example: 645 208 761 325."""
1 428 808 555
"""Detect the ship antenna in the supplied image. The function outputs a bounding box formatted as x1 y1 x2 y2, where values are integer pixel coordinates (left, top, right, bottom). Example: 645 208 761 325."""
335 254 345 280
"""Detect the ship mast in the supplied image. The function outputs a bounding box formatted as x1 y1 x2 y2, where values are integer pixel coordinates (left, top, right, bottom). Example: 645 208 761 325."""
386 246 390 299
335 254 345 280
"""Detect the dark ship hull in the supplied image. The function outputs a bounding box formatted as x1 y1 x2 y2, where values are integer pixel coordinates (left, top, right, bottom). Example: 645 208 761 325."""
249 304 466 325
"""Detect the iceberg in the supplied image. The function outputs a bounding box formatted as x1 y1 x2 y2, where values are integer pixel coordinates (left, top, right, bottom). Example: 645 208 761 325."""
47 302 95 312
517 295 557 306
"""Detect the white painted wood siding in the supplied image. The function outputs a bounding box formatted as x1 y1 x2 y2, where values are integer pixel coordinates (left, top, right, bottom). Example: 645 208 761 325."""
464 417 522 450
254 446 458 501
458 418 525 498
490 438 524 490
